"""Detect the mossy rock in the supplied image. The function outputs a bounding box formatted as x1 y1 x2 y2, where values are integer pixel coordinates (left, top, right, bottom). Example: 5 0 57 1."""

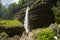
0 20 23 28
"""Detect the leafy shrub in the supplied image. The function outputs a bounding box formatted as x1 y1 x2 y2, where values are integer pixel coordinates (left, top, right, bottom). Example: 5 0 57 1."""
58 34 60 40
36 29 55 40
0 32 20 40
52 1 60 24
52 6 60 23
0 32 8 40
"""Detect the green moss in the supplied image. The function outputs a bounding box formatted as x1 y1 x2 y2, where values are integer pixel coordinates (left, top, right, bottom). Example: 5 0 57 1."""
0 20 23 28
36 29 55 40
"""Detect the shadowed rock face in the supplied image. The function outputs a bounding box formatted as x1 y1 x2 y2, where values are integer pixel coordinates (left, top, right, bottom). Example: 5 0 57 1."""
29 6 54 28
29 0 57 28
0 27 24 37
18 0 57 28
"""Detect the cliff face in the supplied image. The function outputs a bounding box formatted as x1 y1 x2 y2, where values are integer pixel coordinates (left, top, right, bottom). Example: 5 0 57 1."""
12 0 57 28
16 0 56 28
29 2 55 28
29 0 56 28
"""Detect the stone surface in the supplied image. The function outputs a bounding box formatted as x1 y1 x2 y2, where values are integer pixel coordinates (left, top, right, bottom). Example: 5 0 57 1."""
20 29 40 40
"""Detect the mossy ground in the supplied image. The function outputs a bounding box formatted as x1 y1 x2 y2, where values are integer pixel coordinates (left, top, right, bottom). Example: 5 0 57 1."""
0 20 23 28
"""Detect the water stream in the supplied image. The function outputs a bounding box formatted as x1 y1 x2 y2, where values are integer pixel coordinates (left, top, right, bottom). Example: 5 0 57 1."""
24 6 30 33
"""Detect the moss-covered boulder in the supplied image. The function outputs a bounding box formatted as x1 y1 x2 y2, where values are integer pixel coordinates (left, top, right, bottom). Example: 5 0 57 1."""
0 20 23 28
0 20 24 37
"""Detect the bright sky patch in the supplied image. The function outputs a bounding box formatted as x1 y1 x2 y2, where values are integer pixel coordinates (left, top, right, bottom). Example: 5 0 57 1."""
1 0 19 7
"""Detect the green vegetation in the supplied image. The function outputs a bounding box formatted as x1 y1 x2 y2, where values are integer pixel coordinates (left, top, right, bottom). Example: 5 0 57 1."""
0 32 8 37
52 6 60 24
52 0 60 24
58 34 60 40
37 28 60 40
36 29 56 40
0 0 60 40
0 20 23 28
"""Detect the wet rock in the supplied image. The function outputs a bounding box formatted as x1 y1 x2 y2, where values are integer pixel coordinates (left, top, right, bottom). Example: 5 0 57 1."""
48 23 57 30
20 29 40 40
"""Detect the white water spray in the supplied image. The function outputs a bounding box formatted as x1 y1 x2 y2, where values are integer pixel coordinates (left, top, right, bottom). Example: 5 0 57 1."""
24 6 30 33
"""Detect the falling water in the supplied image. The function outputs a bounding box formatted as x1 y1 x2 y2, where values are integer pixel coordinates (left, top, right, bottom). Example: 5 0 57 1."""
24 6 30 33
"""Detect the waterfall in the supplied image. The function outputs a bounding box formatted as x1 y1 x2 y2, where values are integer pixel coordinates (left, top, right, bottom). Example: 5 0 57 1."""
24 6 30 33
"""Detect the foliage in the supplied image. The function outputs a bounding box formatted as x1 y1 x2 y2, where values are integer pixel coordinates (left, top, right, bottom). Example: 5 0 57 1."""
52 6 60 24
52 1 60 24
0 32 20 40
0 20 23 28
0 3 2 9
0 32 8 37
0 4 10 19
18 0 23 5
36 29 55 40
58 34 60 40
